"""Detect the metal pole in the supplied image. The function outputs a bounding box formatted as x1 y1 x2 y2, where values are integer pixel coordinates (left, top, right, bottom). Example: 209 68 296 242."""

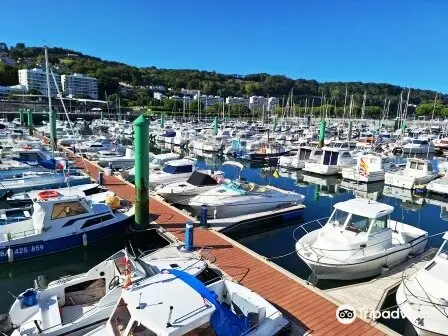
133 115 149 227
49 109 57 149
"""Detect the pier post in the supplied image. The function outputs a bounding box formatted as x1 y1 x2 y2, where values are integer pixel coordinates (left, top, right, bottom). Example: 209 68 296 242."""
318 119 326 148
19 109 24 126
133 115 150 228
213 116 218 135
27 109 33 136
160 114 165 128
49 109 57 150
313 184 320 201
348 120 353 139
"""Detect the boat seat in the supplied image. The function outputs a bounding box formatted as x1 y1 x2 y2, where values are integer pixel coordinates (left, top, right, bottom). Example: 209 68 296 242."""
40 295 61 330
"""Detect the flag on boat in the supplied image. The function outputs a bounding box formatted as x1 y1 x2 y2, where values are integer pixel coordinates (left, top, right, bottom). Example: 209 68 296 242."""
359 158 369 177
122 248 132 289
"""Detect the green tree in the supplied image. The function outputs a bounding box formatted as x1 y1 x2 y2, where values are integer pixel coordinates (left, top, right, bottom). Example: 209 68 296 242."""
0 63 18 86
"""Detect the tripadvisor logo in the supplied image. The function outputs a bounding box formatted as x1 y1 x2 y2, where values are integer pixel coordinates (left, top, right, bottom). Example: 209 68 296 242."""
336 304 405 324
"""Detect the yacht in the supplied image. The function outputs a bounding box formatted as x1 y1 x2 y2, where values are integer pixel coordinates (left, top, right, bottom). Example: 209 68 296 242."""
149 159 196 188
278 143 322 170
341 154 388 183
385 158 439 190
402 138 435 154
189 181 305 219
303 141 357 175
83 269 289 336
154 161 243 204
296 198 428 280
6 246 207 336
0 192 134 263
396 232 448 336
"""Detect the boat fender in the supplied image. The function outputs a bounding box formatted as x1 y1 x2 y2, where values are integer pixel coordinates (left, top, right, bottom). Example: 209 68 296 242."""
7 248 13 263
82 233 88 247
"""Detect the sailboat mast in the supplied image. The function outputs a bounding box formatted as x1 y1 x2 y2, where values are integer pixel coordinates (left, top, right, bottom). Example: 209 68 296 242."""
45 46 52 113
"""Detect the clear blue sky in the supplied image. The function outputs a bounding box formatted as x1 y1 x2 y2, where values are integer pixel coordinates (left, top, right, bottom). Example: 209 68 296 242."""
1 0 447 92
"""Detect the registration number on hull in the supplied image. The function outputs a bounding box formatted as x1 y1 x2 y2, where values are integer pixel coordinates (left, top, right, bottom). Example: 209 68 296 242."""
0 245 45 257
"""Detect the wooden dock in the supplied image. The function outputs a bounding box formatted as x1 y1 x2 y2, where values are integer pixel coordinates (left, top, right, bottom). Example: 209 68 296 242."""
324 249 436 319
52 143 395 335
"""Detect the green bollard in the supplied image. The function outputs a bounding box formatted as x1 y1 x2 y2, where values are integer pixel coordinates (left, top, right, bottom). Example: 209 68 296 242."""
318 119 326 148
313 184 320 201
213 116 218 135
133 115 150 228
49 109 57 150
348 120 353 140
27 109 33 136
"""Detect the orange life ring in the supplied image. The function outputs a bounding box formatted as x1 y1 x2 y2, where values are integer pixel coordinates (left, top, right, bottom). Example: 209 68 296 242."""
37 190 60 200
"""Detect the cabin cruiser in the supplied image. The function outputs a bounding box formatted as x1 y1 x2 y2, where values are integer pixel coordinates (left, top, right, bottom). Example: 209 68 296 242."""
341 154 388 183
385 158 439 190
396 232 448 336
239 142 289 162
122 153 180 181
0 192 134 263
6 246 208 336
278 143 322 170
296 198 428 280
303 141 357 176
402 138 435 154
149 159 196 188
83 269 289 336
189 181 305 219
78 140 113 153
97 148 135 170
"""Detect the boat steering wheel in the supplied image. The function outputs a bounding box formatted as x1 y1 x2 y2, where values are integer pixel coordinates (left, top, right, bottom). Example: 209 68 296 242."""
109 275 121 290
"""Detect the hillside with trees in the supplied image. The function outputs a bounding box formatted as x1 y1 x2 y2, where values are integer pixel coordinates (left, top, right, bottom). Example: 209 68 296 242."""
1 43 447 117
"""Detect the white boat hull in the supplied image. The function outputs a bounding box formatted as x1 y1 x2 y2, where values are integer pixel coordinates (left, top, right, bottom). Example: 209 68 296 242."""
303 162 342 176
341 168 385 183
385 172 438 189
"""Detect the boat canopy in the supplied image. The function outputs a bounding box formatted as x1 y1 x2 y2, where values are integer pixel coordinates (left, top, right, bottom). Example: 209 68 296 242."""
334 199 394 219
186 171 218 187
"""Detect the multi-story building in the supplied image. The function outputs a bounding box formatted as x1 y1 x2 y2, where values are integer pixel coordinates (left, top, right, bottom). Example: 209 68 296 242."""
249 96 268 110
181 88 199 96
225 96 250 107
267 97 280 111
170 95 192 103
61 73 98 99
149 85 166 92
194 94 223 108
18 68 62 96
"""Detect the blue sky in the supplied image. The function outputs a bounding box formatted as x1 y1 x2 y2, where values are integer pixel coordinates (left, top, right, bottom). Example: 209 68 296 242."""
1 0 447 92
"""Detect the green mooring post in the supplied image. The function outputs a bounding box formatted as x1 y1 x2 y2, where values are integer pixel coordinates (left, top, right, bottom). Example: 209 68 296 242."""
27 109 33 136
348 120 353 139
213 116 218 135
313 184 320 201
49 109 57 149
318 119 326 148
160 114 165 128
133 115 150 227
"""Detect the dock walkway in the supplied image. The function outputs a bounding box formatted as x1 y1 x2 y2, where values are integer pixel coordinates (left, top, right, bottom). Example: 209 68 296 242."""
60 148 390 336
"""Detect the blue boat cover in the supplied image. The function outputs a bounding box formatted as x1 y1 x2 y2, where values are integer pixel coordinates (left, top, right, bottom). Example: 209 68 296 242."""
167 269 250 336
39 158 63 170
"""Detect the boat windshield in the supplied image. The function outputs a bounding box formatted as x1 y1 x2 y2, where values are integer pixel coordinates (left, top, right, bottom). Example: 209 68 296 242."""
329 209 350 227
345 214 370 233
411 139 428 145
162 164 192 174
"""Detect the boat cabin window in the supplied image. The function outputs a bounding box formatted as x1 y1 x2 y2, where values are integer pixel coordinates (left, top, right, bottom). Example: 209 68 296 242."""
410 161 417 169
111 299 132 336
19 152 43 161
427 162 433 171
345 214 369 233
369 216 388 235
417 162 425 170
341 152 352 158
330 209 349 227
162 164 193 174
52 201 88 220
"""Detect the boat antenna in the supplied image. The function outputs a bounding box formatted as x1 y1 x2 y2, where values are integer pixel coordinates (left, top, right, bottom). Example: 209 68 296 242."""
166 306 174 327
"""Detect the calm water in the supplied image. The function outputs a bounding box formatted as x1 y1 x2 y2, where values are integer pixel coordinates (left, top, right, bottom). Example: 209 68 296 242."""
0 148 446 335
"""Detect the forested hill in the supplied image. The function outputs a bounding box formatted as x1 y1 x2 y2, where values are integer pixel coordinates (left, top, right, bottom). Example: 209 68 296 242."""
1 43 447 116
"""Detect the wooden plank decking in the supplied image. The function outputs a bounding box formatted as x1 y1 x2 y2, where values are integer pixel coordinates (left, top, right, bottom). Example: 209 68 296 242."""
61 148 391 336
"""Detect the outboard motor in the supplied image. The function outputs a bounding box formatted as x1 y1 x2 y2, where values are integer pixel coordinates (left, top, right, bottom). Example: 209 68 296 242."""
0 313 14 335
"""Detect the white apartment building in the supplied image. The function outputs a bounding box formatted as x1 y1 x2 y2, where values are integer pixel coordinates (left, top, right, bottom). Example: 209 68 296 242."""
149 85 166 92
18 68 62 96
61 73 98 99
181 88 199 96
225 96 250 107
249 96 268 110
194 94 223 108
267 97 280 111
170 95 192 103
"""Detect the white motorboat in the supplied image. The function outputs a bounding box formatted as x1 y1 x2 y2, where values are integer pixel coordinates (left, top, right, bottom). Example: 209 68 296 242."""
6 246 207 336
154 161 243 204
296 198 428 280
385 158 438 189
189 181 305 219
149 159 196 188
83 269 289 336
303 141 357 176
402 138 435 154
96 148 135 170
341 154 387 183
396 232 448 336
0 191 134 263
427 175 448 195
278 143 322 170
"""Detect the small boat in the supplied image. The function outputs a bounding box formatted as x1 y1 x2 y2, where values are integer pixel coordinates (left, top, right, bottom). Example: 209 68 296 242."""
402 138 435 154
0 191 134 263
189 181 305 219
83 269 289 336
5 246 207 336
396 232 448 336
341 154 387 183
149 159 196 188
97 148 135 170
385 158 438 190
303 141 357 176
427 174 448 195
239 142 289 162
278 143 322 170
296 198 428 280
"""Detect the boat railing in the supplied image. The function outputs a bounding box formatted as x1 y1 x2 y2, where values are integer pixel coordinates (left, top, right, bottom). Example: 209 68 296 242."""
5 228 38 240
292 217 328 241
